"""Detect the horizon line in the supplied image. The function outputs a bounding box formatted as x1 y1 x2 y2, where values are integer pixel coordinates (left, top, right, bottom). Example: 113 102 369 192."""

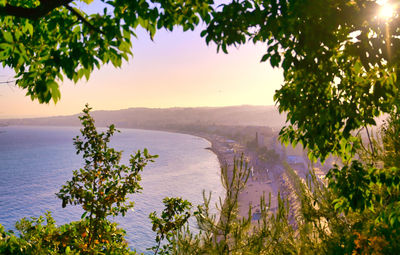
2 104 278 120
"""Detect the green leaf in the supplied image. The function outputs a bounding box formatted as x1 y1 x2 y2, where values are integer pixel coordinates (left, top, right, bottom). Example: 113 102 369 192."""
0 43 10 50
200 30 207 37
46 80 61 103
2 31 13 43
118 41 130 52
26 23 34 36
260 54 269 62
81 211 87 219
123 28 130 40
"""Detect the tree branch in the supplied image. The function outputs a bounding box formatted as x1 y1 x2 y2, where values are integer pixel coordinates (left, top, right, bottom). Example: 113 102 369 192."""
0 80 16 84
364 125 376 157
0 0 73 19
64 5 104 34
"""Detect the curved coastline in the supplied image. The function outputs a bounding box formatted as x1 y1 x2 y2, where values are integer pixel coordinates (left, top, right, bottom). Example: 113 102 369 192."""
127 127 280 221
0 126 226 253
6 124 280 221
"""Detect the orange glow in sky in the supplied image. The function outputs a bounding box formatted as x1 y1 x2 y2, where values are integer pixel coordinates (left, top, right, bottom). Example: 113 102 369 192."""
0 26 283 118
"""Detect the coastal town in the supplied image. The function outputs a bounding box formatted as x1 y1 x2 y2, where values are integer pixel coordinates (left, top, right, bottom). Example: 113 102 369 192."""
182 125 333 226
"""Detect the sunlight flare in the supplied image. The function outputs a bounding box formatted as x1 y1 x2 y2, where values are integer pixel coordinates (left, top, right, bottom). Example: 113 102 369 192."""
377 0 395 19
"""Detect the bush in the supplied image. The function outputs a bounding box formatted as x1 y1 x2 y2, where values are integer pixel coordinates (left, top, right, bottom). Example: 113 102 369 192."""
0 212 132 255
0 105 155 254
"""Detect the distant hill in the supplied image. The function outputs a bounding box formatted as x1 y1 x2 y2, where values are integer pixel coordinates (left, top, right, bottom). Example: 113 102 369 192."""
0 105 287 129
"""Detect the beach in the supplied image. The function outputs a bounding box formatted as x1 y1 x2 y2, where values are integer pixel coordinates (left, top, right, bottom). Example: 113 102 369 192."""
144 127 306 225
191 132 284 222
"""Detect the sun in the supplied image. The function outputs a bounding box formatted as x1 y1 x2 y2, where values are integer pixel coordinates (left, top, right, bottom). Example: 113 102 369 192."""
377 0 395 19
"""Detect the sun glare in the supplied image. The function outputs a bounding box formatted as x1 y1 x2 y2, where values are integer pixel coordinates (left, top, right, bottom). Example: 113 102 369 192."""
378 0 395 19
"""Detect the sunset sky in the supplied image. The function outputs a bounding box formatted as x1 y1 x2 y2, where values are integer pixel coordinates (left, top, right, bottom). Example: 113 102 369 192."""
0 21 283 119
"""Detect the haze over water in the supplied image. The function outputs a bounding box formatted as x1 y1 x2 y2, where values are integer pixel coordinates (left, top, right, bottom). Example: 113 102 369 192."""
0 126 224 254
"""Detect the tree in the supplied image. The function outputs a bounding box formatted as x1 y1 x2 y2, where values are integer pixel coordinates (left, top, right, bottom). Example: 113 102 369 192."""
152 156 298 254
0 105 158 254
0 212 133 254
159 150 400 254
149 197 192 254
379 110 400 168
57 104 157 251
0 0 213 103
201 3 400 252
203 0 400 160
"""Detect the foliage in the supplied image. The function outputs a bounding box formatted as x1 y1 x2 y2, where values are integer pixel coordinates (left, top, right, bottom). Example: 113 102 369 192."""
326 161 374 213
296 113 400 254
154 156 298 254
301 162 400 254
1 123 398 254
299 114 400 254
0 105 158 254
379 111 400 168
0 0 213 103
283 162 305 199
154 119 400 254
56 104 157 250
204 0 400 161
298 170 357 255
2 0 400 253
0 212 133 254
202 4 400 249
148 197 192 255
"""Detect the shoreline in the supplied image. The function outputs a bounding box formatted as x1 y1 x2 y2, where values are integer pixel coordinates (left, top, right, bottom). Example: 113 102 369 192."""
169 130 281 221
4 125 284 221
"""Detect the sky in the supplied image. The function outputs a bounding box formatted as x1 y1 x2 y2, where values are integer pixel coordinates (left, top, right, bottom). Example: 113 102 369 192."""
0 6 283 119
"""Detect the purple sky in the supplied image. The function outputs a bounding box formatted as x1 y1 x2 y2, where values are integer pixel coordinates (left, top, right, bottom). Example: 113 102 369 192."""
0 2 283 118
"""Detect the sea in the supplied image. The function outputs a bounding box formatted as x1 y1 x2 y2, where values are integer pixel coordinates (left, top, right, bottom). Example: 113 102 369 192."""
0 126 224 253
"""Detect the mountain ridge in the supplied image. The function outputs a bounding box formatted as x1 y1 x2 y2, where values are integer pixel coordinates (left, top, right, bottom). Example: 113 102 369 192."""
0 105 286 129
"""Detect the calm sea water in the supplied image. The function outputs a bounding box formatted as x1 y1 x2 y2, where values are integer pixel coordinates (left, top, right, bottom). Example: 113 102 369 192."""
0 126 224 253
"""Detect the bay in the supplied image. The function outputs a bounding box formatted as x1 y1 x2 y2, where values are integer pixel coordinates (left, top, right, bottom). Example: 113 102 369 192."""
0 126 224 253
